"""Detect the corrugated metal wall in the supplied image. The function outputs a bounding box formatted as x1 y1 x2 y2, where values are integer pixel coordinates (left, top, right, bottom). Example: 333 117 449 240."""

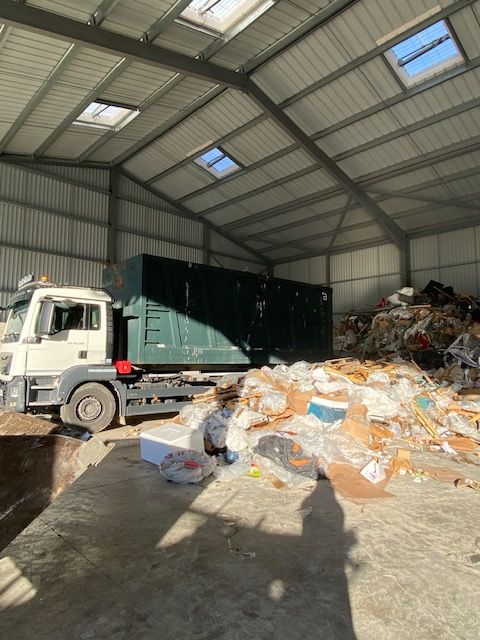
208 229 266 273
0 161 213 313
275 226 480 325
411 227 480 295
275 245 402 324
274 255 327 283
0 162 108 309
330 245 402 322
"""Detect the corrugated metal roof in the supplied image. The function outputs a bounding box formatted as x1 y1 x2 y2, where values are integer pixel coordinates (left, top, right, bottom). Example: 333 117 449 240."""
100 62 176 105
154 22 217 56
100 0 175 39
26 0 99 22
152 164 216 200
210 0 314 70
124 89 261 178
284 59 400 134
45 127 108 158
222 118 295 163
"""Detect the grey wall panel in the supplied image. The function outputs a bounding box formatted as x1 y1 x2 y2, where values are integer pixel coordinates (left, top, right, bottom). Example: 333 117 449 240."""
116 230 203 264
32 164 110 191
118 173 185 215
209 254 266 274
117 199 203 248
0 161 210 310
274 256 327 284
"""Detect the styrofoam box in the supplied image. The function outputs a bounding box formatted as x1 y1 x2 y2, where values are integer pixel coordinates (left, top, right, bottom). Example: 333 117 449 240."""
140 423 204 465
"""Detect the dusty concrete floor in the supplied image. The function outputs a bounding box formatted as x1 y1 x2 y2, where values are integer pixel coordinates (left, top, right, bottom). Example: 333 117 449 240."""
0 425 479 640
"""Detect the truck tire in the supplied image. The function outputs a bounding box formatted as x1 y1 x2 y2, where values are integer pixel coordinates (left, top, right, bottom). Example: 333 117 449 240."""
60 383 116 433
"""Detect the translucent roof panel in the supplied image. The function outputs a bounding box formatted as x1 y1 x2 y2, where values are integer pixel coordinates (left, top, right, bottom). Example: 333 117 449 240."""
75 101 139 131
180 0 274 34
386 20 464 87
194 146 241 178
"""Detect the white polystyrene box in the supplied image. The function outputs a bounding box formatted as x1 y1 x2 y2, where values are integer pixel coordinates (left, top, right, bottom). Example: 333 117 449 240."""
140 423 204 465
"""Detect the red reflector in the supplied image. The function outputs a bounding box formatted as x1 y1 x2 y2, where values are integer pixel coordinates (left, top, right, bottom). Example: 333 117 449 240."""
114 360 132 375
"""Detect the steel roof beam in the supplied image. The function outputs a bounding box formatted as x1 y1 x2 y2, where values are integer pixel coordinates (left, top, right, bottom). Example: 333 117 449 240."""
108 0 359 166
241 0 358 73
33 58 129 157
140 0 194 43
0 43 77 153
186 80 480 212
0 0 125 153
247 165 480 242
257 191 480 255
7 0 129 158
146 113 268 185
270 205 480 265
230 79 408 249
88 0 120 27
0 1 248 89
0 23 10 51
115 0 473 175
221 135 480 233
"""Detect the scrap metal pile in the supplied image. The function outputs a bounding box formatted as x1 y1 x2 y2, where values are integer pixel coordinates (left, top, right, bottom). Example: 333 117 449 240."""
169 358 480 500
335 281 480 377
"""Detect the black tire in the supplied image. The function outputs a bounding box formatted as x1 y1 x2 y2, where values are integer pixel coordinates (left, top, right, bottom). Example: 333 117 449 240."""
60 383 116 433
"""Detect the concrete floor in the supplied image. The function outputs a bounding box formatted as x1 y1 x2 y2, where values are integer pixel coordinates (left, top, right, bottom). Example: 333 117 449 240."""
1 426 479 640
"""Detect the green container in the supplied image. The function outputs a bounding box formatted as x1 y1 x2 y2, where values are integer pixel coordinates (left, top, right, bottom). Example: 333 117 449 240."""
103 254 332 369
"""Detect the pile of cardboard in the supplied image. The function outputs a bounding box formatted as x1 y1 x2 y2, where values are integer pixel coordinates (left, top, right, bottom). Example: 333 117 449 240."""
176 358 480 500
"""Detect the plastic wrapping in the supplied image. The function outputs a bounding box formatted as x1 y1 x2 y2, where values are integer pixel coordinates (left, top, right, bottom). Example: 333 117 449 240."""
254 454 313 486
178 403 212 433
205 408 232 448
254 433 322 479
258 390 287 415
160 449 216 484
443 413 480 439
213 461 250 482
225 421 249 452
280 415 371 470
348 386 403 419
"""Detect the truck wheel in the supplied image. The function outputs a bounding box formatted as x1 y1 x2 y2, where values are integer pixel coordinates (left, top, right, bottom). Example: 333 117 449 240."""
60 383 116 433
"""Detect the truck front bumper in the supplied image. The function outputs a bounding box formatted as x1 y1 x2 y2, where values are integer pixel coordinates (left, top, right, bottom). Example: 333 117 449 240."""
0 377 26 412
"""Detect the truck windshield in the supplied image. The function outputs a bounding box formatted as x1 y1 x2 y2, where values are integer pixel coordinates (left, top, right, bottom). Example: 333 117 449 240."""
3 300 30 342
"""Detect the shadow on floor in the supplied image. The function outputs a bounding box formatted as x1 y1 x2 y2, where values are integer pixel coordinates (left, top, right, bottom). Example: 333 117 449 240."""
0 444 357 640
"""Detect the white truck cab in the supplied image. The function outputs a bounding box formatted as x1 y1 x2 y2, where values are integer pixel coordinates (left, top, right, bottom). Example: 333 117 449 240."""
0 275 118 429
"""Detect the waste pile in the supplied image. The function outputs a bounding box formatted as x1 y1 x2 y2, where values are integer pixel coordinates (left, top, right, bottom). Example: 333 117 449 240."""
335 281 480 374
168 358 480 500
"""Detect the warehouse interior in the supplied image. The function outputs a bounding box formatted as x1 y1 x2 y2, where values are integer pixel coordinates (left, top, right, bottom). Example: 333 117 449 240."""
1 1 480 639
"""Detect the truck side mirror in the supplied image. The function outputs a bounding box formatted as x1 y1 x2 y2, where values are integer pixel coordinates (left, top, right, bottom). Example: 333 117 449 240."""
38 300 54 335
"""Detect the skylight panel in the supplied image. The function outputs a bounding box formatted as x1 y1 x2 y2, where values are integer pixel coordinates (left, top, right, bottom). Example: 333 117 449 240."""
194 147 241 178
74 101 139 131
385 20 464 87
180 0 274 34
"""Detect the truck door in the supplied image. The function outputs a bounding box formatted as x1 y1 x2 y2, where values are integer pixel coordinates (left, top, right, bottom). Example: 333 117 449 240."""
26 299 91 376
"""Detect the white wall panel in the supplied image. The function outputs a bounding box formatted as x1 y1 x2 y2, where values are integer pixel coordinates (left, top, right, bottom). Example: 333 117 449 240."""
411 225 480 296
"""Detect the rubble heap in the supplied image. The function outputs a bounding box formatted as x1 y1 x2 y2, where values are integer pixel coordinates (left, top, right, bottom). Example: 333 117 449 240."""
172 358 480 499
335 281 480 376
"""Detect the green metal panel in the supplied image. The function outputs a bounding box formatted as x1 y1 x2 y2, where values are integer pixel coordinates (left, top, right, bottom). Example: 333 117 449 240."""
102 254 332 368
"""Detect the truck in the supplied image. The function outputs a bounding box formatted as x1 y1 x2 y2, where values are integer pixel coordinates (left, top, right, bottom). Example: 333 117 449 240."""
0 254 332 432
